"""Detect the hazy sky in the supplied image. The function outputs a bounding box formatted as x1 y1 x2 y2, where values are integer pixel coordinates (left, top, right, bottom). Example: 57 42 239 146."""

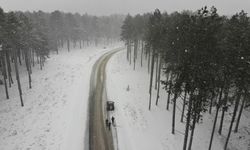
0 0 250 16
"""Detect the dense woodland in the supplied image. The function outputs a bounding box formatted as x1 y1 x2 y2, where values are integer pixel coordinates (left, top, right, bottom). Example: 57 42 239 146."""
121 7 250 150
0 7 124 106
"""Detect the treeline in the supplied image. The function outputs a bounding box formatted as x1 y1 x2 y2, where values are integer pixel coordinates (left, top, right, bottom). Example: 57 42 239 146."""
0 7 124 106
25 10 124 52
121 7 250 150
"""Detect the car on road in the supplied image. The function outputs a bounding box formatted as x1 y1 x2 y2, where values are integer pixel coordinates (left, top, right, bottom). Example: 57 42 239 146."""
106 101 115 111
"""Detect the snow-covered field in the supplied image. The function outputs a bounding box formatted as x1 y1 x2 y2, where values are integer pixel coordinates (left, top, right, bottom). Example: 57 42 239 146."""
0 44 121 150
107 50 250 150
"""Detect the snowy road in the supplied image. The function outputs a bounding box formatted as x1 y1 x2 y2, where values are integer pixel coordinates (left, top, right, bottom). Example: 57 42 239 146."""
87 48 123 150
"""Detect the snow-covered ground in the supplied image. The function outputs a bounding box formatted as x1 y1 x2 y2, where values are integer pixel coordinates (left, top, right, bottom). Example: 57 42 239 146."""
106 50 250 150
0 43 248 150
0 43 121 150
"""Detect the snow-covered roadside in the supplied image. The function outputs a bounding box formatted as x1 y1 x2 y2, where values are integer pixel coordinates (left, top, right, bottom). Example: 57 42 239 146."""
106 50 250 150
0 44 121 150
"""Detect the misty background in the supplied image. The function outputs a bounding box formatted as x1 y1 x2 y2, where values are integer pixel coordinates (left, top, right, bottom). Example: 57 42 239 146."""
1 0 250 15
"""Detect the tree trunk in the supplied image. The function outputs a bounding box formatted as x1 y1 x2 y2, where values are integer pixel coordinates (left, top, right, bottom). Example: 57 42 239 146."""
209 92 215 114
40 56 43 70
155 56 162 106
181 89 188 123
218 86 229 135
25 50 32 89
141 41 143 67
29 50 32 74
172 91 178 134
67 39 70 52
148 49 155 110
188 111 197 150
18 50 22 65
166 73 173 110
14 50 24 107
147 48 150 74
28 50 32 89
126 40 129 61
234 94 246 133
32 50 35 67
135 40 138 60
1 51 9 99
155 54 159 90
73 40 76 48
56 41 59 54
209 87 223 150
133 39 138 70
36 53 39 64
224 92 241 150
6 51 13 87
129 41 132 65
183 91 193 150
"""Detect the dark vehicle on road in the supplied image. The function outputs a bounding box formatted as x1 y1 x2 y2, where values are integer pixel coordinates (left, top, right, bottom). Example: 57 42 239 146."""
106 101 115 111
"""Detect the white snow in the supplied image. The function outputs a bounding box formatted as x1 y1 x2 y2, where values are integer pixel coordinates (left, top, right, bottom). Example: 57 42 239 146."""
106 50 250 150
0 43 122 150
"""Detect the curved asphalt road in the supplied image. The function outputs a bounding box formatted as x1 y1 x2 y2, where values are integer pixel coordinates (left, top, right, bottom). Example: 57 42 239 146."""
87 47 123 150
